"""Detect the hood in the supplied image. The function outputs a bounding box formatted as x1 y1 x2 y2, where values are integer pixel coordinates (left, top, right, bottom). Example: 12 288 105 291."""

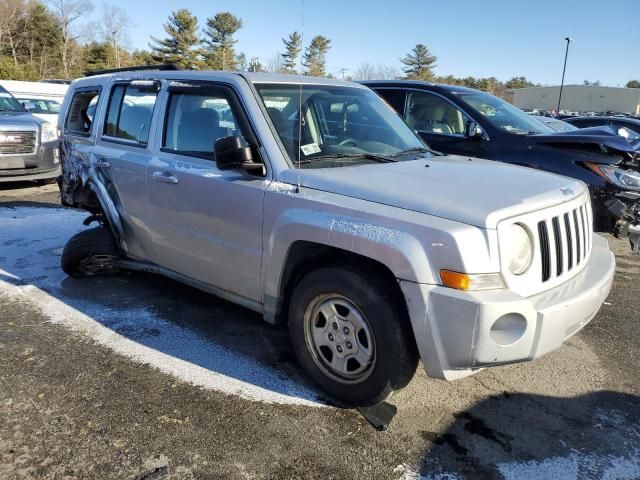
530 127 638 163
0 110 43 126
279 155 586 229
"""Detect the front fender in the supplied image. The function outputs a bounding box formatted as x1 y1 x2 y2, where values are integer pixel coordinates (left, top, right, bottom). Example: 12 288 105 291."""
263 207 435 304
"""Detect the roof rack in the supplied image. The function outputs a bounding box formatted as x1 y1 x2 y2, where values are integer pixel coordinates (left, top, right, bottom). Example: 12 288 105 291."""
84 64 182 77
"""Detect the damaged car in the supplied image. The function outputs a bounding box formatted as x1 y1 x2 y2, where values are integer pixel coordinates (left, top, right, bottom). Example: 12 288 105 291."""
362 81 640 253
58 68 616 406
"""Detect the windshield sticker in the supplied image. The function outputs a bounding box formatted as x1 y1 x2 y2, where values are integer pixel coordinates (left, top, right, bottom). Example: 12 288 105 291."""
300 143 321 156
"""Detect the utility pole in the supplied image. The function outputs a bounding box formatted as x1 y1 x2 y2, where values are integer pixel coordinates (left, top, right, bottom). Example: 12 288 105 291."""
338 68 348 79
557 37 573 116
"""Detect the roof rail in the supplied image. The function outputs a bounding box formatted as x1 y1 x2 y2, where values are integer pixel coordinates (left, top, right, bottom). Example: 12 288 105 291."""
84 64 182 77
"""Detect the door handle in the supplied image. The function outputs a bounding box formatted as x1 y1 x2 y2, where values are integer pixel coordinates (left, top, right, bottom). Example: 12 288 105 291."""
152 171 179 184
95 160 110 168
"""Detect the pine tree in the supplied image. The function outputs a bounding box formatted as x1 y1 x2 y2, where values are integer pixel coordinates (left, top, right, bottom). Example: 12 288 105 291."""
302 35 330 77
149 9 202 69
202 12 242 70
281 31 301 73
400 44 437 81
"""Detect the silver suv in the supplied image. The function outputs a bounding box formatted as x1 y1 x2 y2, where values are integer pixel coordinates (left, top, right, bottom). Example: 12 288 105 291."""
0 85 60 183
58 69 616 406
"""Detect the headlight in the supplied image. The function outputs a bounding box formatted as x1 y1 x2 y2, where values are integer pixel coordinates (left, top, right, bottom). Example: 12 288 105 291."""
502 223 533 275
40 123 59 143
586 163 640 192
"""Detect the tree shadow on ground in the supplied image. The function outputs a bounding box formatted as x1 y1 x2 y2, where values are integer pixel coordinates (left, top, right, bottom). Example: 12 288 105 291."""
415 390 640 479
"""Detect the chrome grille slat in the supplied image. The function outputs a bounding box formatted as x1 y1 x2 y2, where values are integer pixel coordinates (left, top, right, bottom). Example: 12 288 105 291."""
0 130 36 155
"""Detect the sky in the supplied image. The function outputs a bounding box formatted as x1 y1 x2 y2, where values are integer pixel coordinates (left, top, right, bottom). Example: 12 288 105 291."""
88 0 639 86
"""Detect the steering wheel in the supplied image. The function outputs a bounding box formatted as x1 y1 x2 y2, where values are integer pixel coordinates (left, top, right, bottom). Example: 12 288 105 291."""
338 138 358 147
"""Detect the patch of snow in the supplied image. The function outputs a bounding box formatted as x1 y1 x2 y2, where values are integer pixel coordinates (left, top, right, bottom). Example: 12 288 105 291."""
0 206 324 407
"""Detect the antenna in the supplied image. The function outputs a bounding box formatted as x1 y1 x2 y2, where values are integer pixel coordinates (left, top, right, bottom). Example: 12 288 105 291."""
296 0 304 193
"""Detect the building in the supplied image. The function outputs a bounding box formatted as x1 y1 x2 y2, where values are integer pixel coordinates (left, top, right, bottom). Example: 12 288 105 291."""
510 85 640 115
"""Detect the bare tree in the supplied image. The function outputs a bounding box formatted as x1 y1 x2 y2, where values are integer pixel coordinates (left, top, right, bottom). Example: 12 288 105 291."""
0 0 27 66
354 62 398 80
49 0 93 78
265 52 285 73
374 64 398 80
100 2 131 68
354 62 376 80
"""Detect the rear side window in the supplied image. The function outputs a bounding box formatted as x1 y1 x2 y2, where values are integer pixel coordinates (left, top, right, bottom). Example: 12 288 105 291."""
65 89 101 135
162 89 243 158
103 83 159 145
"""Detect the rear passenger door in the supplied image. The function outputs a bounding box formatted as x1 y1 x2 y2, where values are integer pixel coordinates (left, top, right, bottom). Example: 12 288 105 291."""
94 80 161 261
145 81 268 303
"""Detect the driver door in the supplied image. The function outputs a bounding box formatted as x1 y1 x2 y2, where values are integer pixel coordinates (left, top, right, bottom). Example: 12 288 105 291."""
404 91 487 158
145 81 269 303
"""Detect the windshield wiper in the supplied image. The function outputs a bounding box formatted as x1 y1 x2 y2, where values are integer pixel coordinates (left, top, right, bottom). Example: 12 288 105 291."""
300 153 396 164
391 146 440 157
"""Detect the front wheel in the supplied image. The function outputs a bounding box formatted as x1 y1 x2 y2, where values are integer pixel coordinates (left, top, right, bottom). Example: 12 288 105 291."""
288 266 418 406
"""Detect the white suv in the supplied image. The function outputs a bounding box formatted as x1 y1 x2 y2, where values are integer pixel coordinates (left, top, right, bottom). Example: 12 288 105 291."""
57 68 615 406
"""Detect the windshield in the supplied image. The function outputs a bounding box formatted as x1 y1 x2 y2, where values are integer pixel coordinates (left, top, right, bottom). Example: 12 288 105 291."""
456 91 553 135
0 86 25 112
256 84 427 168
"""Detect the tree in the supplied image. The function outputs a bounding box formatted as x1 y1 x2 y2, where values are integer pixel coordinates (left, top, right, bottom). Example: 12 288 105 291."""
626 80 640 88
583 80 601 86
281 31 301 73
354 62 375 80
150 8 202 69
49 0 94 78
401 44 436 81
302 35 330 77
99 3 131 68
505 76 534 89
202 11 242 70
265 52 285 73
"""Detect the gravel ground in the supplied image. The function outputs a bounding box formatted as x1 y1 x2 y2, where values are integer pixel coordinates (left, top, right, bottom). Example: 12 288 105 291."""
1 181 639 479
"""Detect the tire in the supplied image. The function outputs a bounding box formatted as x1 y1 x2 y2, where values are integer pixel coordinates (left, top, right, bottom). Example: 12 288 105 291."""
61 227 121 278
288 265 418 406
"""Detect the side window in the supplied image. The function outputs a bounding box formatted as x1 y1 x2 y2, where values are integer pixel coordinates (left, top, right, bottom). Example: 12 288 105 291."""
163 89 243 158
103 83 159 145
375 89 406 116
65 89 101 135
406 92 470 135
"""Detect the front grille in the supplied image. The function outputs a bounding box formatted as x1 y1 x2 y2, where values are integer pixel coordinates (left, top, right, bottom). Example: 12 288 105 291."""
537 199 592 283
0 130 37 154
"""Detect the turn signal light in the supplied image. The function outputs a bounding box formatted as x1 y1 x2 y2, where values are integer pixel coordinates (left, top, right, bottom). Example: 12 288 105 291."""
440 270 504 291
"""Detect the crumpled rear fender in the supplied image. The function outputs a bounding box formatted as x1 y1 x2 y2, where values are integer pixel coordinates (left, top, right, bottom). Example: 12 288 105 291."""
60 142 127 253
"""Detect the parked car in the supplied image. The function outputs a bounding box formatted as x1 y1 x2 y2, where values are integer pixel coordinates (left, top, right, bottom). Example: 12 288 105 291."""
362 80 640 249
17 97 62 123
531 115 578 132
0 84 61 183
58 68 615 406
564 116 640 140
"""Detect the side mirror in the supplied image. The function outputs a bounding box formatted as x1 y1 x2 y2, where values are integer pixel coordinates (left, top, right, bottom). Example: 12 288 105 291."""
214 136 264 174
22 101 36 112
465 120 485 140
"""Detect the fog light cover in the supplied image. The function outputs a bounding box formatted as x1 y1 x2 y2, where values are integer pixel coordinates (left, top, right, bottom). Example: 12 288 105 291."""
490 313 527 346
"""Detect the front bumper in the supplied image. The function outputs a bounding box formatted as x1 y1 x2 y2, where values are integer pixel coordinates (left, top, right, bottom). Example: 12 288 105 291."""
0 144 60 183
400 233 615 381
